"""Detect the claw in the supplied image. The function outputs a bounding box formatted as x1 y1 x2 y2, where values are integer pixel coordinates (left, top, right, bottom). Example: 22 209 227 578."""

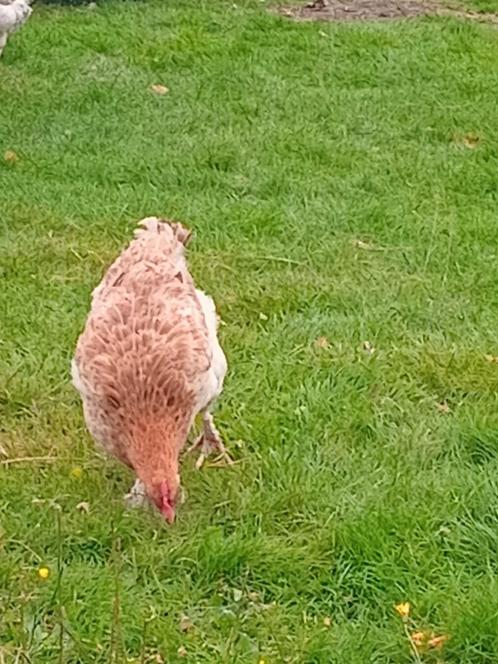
188 429 234 469
124 478 147 509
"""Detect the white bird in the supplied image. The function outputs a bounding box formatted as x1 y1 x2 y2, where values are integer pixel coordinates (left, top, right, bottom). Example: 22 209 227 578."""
0 0 32 57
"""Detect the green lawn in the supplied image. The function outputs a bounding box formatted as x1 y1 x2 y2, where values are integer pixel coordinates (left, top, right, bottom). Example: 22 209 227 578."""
2 1 498 661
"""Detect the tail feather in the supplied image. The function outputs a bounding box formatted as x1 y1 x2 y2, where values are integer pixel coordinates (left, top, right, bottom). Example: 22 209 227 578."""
134 216 168 237
134 216 192 246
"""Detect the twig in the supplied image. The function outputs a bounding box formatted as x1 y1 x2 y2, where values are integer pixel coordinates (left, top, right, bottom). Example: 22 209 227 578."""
109 525 123 664
140 614 148 664
8 539 42 563
403 622 423 664
202 250 308 268
55 508 65 664
249 254 307 267
0 456 58 466
204 458 244 468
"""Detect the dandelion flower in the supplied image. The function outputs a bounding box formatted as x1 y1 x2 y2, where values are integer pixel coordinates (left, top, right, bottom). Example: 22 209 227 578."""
70 466 83 479
38 567 50 580
394 602 410 619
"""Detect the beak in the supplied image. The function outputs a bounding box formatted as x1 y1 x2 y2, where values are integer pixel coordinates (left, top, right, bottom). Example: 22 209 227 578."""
161 502 176 524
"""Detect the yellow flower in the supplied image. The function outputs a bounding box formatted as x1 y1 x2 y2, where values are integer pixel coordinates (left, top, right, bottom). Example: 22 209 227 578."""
38 566 50 580
70 466 83 479
394 602 410 619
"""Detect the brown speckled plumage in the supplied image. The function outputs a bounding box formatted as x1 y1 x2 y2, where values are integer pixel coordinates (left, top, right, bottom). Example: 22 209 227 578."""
72 217 228 522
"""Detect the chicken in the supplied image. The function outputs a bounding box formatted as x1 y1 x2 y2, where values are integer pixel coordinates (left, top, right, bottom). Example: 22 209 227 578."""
72 217 231 523
0 0 32 57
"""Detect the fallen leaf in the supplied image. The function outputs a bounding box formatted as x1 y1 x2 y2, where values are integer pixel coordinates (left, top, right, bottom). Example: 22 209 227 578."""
484 354 498 364
362 340 375 355
76 501 90 513
355 239 375 250
394 602 410 619
233 588 243 602
410 631 448 652
150 84 169 95
259 312 268 321
453 132 480 149
177 646 187 658
436 402 450 414
412 631 429 647
179 615 193 633
463 133 480 149
428 634 449 650
4 150 18 164
315 336 330 349
323 616 332 627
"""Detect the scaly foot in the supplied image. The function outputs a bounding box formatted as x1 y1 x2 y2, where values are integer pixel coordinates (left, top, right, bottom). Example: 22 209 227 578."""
124 478 147 508
187 412 233 469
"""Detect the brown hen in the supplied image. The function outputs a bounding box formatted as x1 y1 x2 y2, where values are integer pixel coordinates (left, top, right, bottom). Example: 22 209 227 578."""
72 217 230 522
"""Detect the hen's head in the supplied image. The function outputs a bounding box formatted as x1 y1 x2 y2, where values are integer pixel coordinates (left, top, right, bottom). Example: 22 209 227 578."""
133 448 181 523
146 473 180 524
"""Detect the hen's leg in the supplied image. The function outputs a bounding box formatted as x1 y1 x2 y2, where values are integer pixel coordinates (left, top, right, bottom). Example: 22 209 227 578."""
0 34 7 57
188 409 233 469
124 478 147 508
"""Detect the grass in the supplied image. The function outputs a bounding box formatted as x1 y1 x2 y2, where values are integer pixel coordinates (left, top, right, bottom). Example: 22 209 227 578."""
1 0 498 661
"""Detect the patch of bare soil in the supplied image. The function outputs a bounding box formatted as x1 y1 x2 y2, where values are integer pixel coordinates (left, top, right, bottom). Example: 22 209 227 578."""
277 0 498 24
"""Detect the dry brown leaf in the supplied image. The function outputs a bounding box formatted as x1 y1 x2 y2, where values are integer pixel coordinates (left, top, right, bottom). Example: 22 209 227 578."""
315 336 330 349
436 402 450 414
362 340 375 355
485 354 498 364
428 634 449 650
179 615 193 633
4 150 18 164
410 630 449 652
355 239 375 250
150 84 169 95
233 588 243 602
453 132 480 149
76 501 90 513
177 646 187 658
463 133 480 149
